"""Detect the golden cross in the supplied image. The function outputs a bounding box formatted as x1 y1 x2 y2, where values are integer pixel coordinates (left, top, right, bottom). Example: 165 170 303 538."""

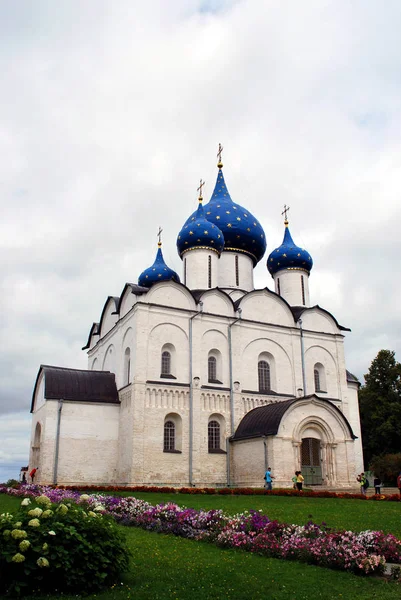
157 226 163 245
217 143 224 166
197 178 205 198
281 204 290 221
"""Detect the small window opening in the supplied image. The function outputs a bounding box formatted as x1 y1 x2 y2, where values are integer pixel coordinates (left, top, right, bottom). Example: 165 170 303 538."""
258 360 271 392
208 356 217 382
208 255 212 288
161 351 171 376
208 420 220 451
277 278 281 296
164 421 175 451
235 255 239 287
301 275 305 305
184 258 187 285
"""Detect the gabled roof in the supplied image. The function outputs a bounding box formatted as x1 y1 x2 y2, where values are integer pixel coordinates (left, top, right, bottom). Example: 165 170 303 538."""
31 365 119 412
82 322 100 350
346 370 360 384
291 305 350 332
231 395 357 441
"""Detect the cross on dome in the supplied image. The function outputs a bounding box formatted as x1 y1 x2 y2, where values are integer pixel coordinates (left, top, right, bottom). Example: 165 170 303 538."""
197 179 205 201
217 143 224 168
281 204 290 225
157 226 163 247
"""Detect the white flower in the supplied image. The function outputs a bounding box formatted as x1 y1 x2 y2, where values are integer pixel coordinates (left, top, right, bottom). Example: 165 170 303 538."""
28 507 43 518
19 540 30 552
28 519 40 527
88 511 97 518
37 556 50 568
57 504 68 516
48 530 56 536
79 494 90 502
41 509 53 519
36 495 51 507
12 553 25 563
94 505 105 512
21 498 31 506
11 529 28 539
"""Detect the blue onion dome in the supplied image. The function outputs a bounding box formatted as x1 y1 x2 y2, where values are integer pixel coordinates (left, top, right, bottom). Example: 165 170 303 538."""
177 193 224 258
183 162 266 265
267 219 313 276
138 240 180 288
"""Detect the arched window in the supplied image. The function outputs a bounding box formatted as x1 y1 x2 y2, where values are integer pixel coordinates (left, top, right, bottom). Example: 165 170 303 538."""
314 363 326 392
314 369 321 392
208 356 217 382
124 348 131 386
161 351 171 376
258 360 271 392
208 420 220 451
164 421 175 451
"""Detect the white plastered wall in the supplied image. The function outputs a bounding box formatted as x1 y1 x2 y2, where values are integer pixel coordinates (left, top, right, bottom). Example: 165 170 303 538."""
218 252 254 291
273 269 310 307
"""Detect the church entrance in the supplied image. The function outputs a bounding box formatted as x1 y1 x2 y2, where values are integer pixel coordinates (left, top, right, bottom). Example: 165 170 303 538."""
301 437 322 485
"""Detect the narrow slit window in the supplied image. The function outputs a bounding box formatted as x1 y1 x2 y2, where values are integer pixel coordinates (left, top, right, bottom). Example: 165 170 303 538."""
208 420 220 451
208 255 212 288
161 351 171 376
314 369 321 392
208 356 217 382
184 258 187 285
258 360 271 391
164 421 175 451
235 255 239 286
301 275 305 305
277 278 281 296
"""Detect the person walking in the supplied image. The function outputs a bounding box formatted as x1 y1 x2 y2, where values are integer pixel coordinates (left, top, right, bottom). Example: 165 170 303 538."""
373 475 382 495
264 467 274 491
291 472 298 489
397 472 401 497
357 472 367 495
29 467 37 483
296 471 304 491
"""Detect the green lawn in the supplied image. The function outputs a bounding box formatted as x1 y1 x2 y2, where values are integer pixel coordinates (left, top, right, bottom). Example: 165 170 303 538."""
111 490 401 538
1 493 401 600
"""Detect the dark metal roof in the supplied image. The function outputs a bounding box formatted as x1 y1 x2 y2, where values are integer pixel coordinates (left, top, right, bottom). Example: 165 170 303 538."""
31 365 119 412
231 394 357 441
346 370 360 384
82 322 100 350
291 305 351 332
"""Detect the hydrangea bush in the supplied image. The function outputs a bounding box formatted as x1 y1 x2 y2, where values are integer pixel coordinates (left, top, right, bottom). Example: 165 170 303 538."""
0 494 130 596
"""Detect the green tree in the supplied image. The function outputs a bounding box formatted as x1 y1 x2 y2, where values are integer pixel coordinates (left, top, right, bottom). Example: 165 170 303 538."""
359 349 401 467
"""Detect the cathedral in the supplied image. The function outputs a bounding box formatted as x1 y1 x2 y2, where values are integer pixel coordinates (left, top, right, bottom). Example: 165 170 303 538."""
29 150 363 488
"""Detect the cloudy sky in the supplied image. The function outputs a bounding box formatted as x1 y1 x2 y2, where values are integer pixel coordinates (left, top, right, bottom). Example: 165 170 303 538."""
1 0 401 482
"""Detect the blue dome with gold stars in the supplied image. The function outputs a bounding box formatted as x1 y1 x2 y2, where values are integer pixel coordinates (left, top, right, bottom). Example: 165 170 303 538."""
183 167 266 265
177 198 224 257
138 243 180 288
267 221 313 276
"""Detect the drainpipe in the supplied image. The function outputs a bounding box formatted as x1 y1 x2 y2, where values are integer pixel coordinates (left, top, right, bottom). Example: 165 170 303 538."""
263 436 268 472
298 318 307 396
53 399 63 485
189 301 203 486
228 308 242 435
227 309 242 487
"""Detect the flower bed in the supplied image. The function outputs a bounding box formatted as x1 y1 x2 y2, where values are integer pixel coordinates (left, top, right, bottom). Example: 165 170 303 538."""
2 485 401 578
2 483 400 501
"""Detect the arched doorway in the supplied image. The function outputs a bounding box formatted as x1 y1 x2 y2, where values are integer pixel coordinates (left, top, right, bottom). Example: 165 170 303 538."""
301 437 322 485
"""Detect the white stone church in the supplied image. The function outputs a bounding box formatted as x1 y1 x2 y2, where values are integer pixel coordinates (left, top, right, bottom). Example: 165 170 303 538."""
29 154 363 488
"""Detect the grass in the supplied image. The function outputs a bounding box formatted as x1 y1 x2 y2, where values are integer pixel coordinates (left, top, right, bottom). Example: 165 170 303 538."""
110 490 401 538
1 493 401 599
